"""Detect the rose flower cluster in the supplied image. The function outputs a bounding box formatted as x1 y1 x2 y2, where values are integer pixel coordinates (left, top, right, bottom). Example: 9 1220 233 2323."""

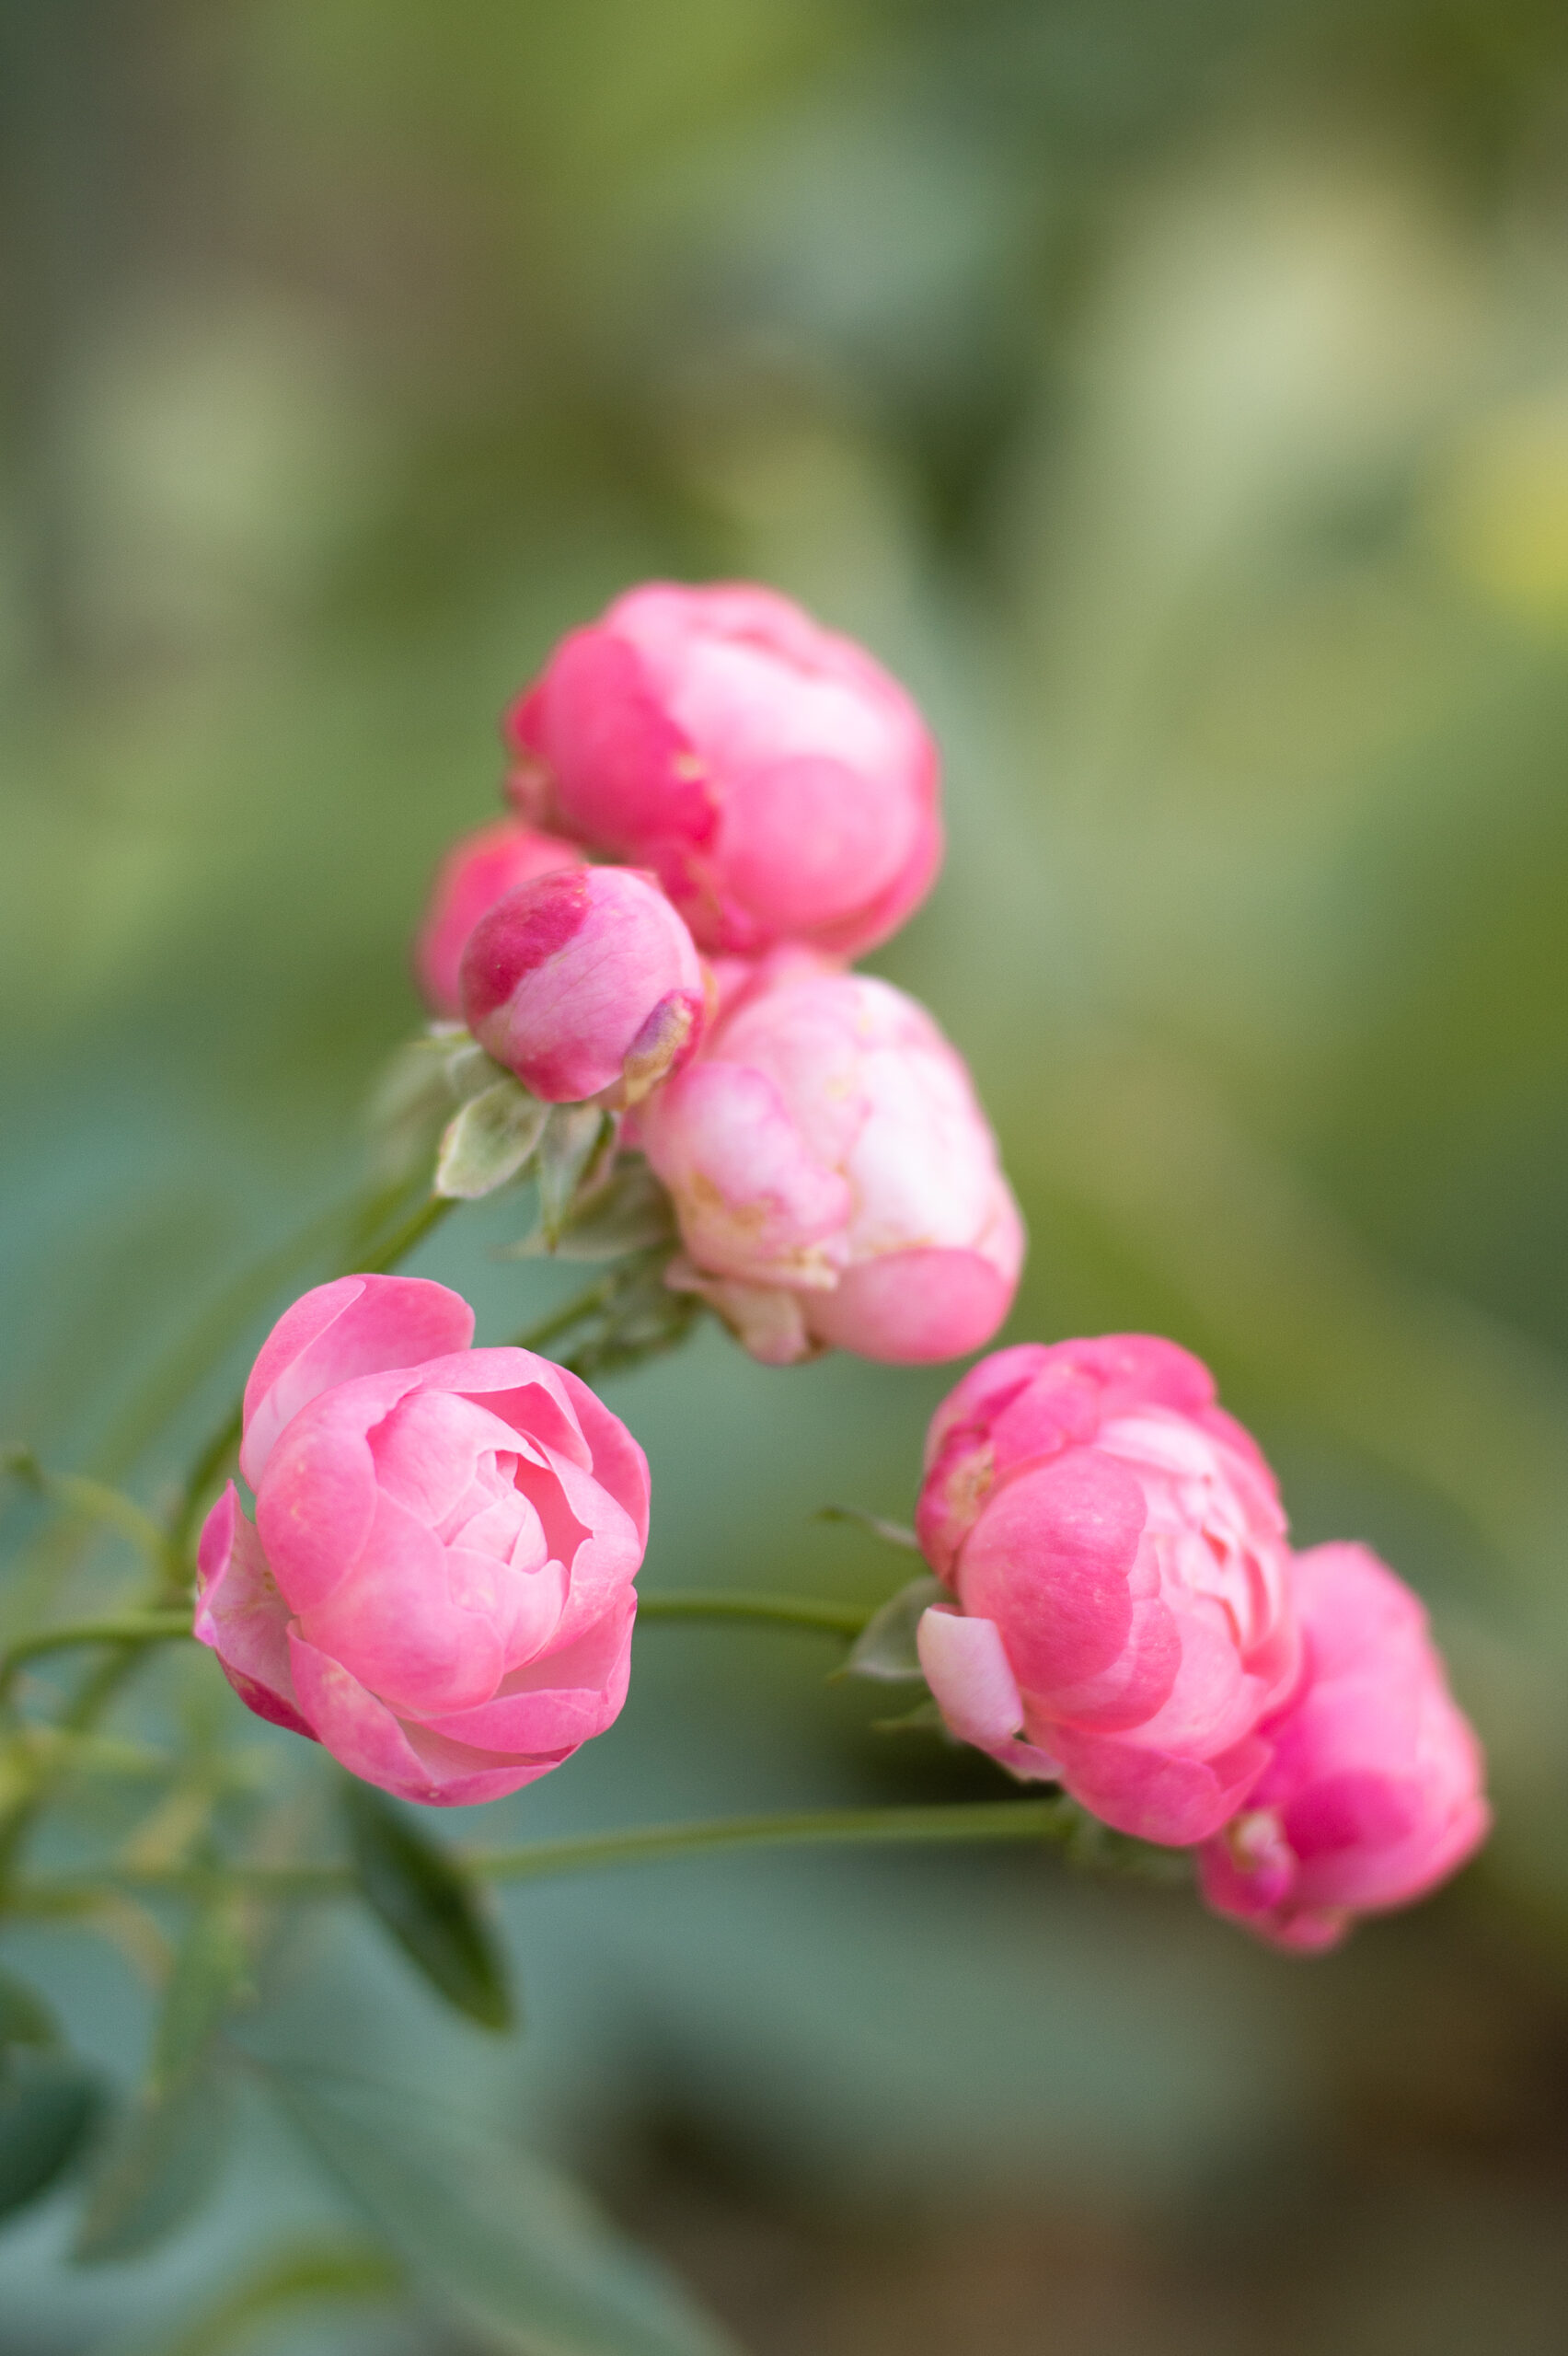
195 578 1486 1954
913 1336 1489 1949
415 581 1022 1366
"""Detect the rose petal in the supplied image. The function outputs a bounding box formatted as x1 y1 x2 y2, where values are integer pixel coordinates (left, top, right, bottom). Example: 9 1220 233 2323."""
241 1276 473 1487
287 1629 563 1807
193 1484 315 1738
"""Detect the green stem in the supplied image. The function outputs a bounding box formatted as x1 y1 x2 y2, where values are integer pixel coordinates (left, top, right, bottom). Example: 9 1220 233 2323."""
4 1450 180 1583
0 1643 159 1896
512 1274 617 1355
357 1191 458 1277
6 1799 1077 1913
0 1611 195 1700
637 1590 870 1636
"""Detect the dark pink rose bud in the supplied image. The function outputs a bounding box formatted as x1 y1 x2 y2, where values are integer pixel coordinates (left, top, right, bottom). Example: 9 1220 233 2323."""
504 582 943 958
1199 1543 1489 1951
912 1336 1299 1845
637 953 1022 1366
460 865 707 1106
414 817 583 1018
194 1274 651 1806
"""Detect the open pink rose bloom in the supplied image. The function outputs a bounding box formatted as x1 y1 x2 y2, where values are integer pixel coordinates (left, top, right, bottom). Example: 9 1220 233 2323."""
461 862 707 1106
1198 1542 1489 1951
637 951 1023 1366
414 816 582 1020
914 1336 1300 1844
503 581 943 959
194 1274 650 1804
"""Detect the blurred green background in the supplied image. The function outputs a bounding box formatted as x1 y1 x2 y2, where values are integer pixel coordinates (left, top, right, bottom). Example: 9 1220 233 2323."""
6 1 1568 2348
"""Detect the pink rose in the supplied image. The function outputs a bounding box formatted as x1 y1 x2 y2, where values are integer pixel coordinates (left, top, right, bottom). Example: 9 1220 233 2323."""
504 582 942 958
414 817 582 1019
194 1275 650 1806
1198 1542 1489 1950
637 953 1023 1366
460 864 707 1106
913 1336 1299 1844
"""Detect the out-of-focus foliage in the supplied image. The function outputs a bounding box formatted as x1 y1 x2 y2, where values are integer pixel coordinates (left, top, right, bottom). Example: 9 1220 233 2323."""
5 1 1568 2349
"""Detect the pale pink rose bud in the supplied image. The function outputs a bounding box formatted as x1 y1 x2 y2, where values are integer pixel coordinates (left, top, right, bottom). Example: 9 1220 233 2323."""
912 1336 1299 1845
504 582 943 958
414 817 583 1019
193 1273 650 1806
1199 1543 1489 1951
460 864 707 1106
637 957 1023 1367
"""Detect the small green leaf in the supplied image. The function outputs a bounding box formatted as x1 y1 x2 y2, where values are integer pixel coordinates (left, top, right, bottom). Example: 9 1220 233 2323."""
0 2050 103 2223
153 1900 251 2092
342 1782 515 2031
435 1079 550 1200
836 1574 945 1682
536 1106 613 1243
72 2068 232 2262
0 1964 61 2052
258 2064 739 2356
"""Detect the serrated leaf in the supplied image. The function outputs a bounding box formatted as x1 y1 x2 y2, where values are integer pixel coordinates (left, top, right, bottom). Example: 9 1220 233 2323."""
435 1080 550 1201
0 2050 103 2223
836 1574 945 1682
257 2064 740 2356
536 1107 612 1244
0 1964 61 2051
153 1900 251 2092
72 2068 233 2263
343 1782 514 2031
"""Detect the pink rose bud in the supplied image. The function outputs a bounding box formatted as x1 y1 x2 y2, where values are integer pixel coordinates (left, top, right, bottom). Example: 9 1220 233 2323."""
414 817 583 1019
193 1274 650 1806
638 953 1023 1366
460 864 707 1105
503 581 943 958
912 1336 1300 1845
1198 1542 1489 1951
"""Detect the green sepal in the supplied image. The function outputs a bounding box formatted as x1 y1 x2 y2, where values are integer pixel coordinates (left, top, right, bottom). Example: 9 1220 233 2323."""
434 1077 550 1200
502 1154 676 1262
536 1106 616 1245
870 1697 950 1736
816 1504 922 1551
342 1781 515 2032
836 1574 945 1683
370 1027 500 1181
